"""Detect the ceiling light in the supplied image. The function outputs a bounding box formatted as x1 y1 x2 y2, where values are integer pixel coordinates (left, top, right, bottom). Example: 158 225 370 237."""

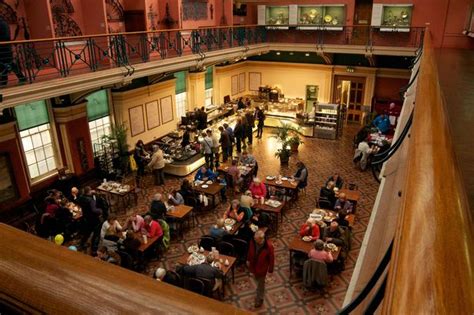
305 53 310 57
276 52 281 55
289 52 294 55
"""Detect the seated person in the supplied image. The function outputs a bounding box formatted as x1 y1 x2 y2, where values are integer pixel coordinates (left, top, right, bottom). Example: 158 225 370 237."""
227 159 243 191
195 166 217 181
144 215 163 239
121 230 141 257
168 190 184 206
123 214 145 233
149 193 167 220
209 218 229 240
238 205 253 223
372 113 390 134
326 173 343 189
293 161 308 189
180 179 196 202
96 246 121 265
183 254 223 292
100 215 123 242
323 221 345 247
249 177 267 199
69 187 80 203
216 175 228 203
55 199 73 235
336 210 350 227
353 140 372 171
154 267 167 281
251 209 271 228
223 199 244 222
308 239 333 263
239 151 256 166
45 196 59 217
240 190 255 209
299 219 320 241
334 193 353 213
319 181 337 208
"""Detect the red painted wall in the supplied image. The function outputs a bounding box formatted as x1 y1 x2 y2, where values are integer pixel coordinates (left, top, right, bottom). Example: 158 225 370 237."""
180 0 217 29
374 0 474 49
0 137 30 210
374 77 409 101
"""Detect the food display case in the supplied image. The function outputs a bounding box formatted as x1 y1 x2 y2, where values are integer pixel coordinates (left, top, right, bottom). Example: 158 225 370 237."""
297 5 345 30
314 103 341 140
258 5 297 29
371 4 413 32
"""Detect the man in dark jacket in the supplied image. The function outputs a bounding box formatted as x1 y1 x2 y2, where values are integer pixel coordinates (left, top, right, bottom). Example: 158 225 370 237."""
247 230 274 308
0 17 26 86
197 106 208 131
255 107 265 139
77 186 103 255
148 193 167 220
245 110 255 145
233 118 244 153
218 126 231 162
183 255 223 292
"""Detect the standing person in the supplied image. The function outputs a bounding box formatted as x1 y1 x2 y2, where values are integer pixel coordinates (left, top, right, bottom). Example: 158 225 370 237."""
233 118 244 154
181 127 191 147
210 129 220 168
0 17 26 86
134 140 149 177
247 230 274 308
200 131 214 169
224 123 234 159
147 145 166 186
77 186 103 255
255 107 265 139
245 110 255 145
198 106 208 131
219 126 231 163
241 115 248 149
237 97 245 110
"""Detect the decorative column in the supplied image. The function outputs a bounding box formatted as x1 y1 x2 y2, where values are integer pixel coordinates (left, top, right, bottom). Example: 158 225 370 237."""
0 121 30 209
188 71 206 110
53 102 94 176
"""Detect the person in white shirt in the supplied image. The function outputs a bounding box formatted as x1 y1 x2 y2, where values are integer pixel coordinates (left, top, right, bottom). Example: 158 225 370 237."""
210 129 221 168
147 145 166 185
200 130 214 169
353 140 372 170
100 215 122 242
168 190 184 205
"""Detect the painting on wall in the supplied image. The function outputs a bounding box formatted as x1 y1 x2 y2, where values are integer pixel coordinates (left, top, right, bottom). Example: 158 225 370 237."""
231 75 238 95
160 96 174 124
238 73 246 93
0 153 18 205
145 100 160 130
182 0 208 21
128 105 145 137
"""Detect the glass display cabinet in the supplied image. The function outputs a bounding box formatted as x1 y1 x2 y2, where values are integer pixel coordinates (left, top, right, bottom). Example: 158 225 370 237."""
266 6 290 25
297 5 345 30
372 4 413 32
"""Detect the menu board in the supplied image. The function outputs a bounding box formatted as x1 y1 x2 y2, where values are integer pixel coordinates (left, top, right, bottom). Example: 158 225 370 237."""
145 100 160 130
249 72 261 91
239 73 246 93
231 75 239 95
129 105 145 137
160 95 174 124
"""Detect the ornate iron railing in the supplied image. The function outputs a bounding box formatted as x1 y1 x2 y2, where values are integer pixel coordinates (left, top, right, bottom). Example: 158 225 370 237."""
0 25 423 87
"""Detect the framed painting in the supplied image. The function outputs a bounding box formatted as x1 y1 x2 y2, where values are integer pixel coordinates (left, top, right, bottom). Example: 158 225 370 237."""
160 96 174 124
128 105 145 137
145 100 160 130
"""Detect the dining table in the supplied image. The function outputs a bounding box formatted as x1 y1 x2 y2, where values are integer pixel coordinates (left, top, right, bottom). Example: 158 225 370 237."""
264 176 300 201
177 250 236 296
252 199 286 232
338 189 361 212
97 181 135 212
166 204 194 239
288 235 341 277
192 180 225 208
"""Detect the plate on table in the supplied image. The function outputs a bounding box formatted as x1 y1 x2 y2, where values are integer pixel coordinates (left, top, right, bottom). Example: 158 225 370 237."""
324 216 334 222
326 243 337 251
201 185 209 189
225 218 236 225
206 180 213 185
266 176 275 181
313 209 327 216
275 181 283 185
281 177 288 181
225 225 233 231
187 245 199 253
302 236 313 242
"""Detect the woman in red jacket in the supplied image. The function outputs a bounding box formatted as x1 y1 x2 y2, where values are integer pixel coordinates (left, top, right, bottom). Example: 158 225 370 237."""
249 177 267 199
299 219 320 241
247 230 274 308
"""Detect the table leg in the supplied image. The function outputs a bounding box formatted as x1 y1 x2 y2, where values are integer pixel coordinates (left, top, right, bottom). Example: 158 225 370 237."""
289 249 293 277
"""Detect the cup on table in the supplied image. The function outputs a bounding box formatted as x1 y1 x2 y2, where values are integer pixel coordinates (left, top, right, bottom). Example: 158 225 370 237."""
142 234 148 244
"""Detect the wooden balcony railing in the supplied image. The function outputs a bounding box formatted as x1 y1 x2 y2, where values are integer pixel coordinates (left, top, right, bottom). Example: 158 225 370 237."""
0 223 248 314
381 29 474 314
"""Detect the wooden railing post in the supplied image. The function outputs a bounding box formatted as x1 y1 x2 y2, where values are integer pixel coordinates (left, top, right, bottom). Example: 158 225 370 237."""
381 29 474 314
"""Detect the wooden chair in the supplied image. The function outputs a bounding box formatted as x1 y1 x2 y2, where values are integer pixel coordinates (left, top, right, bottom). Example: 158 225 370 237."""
163 270 182 287
199 236 216 251
230 238 248 265
186 278 206 295
217 241 235 257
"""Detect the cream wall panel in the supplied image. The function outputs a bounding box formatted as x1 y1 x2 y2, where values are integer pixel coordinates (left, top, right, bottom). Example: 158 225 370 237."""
215 63 249 104
188 72 206 110
111 80 177 147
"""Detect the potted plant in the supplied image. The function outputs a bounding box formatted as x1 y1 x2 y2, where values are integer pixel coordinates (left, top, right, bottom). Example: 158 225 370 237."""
272 123 297 165
107 123 130 175
288 133 303 152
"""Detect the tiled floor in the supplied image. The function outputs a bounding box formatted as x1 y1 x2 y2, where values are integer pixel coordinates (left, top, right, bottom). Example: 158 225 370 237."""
117 125 379 314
